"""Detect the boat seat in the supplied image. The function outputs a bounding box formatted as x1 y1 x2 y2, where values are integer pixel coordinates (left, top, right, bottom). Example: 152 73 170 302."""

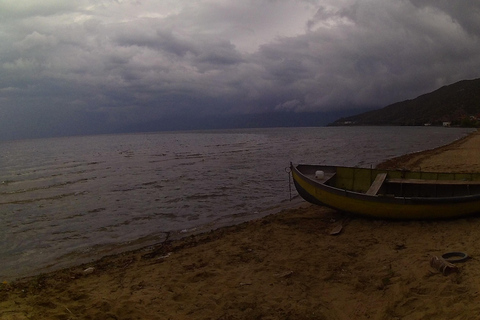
366 173 387 195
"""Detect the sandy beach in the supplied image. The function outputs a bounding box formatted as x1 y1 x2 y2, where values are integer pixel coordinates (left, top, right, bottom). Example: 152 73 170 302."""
2 129 480 320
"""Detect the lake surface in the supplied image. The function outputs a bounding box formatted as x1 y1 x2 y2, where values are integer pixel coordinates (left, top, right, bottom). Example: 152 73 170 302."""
0 126 472 280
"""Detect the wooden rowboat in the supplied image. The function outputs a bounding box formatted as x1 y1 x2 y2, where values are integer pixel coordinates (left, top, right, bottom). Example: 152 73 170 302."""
290 163 480 219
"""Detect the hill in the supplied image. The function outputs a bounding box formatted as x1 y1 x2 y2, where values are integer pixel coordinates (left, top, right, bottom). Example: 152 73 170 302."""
330 78 480 126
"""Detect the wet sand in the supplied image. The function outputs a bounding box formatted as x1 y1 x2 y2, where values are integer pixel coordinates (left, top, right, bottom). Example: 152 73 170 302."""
2 129 480 320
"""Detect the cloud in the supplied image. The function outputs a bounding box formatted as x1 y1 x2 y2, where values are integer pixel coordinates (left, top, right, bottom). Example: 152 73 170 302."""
0 0 479 139
0 0 78 19
275 99 302 111
408 0 480 37
14 31 58 51
253 0 480 111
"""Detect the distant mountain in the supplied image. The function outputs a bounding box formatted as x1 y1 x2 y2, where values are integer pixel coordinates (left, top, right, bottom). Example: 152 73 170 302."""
330 78 480 127
119 109 369 134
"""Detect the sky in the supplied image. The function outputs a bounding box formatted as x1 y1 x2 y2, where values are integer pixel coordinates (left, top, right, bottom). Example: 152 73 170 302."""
1 0 480 140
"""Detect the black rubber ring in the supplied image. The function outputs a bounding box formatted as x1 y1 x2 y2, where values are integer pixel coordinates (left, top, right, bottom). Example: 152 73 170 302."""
441 251 469 263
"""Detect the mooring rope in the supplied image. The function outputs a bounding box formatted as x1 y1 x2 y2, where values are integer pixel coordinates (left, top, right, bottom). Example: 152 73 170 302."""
285 166 292 201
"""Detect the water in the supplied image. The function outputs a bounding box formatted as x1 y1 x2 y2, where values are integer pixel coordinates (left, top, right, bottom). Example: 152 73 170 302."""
0 126 472 280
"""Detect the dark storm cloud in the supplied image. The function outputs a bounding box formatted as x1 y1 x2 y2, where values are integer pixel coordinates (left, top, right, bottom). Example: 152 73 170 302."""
409 0 480 36
0 0 480 139
255 1 480 111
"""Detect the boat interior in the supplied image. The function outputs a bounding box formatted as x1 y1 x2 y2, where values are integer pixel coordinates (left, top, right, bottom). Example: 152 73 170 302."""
300 165 480 198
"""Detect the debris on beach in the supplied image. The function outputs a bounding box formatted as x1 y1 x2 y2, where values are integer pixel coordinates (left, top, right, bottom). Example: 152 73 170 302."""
430 256 458 275
83 267 95 275
275 270 294 278
330 218 349 235
157 252 172 260
329 222 343 235
441 251 469 263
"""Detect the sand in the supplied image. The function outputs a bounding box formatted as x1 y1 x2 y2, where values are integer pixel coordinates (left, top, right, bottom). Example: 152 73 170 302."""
2 129 480 320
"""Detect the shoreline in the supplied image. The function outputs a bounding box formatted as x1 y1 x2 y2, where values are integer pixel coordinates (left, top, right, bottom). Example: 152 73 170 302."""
2 129 480 319
377 128 479 172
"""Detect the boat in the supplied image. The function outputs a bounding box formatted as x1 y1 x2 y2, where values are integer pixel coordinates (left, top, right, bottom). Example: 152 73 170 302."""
290 163 480 219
